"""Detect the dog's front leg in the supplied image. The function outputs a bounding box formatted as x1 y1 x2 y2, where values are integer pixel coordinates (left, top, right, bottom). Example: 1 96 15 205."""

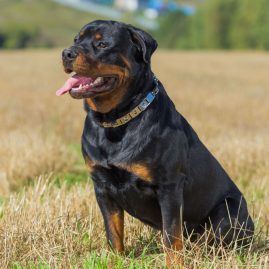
157 183 184 269
94 185 124 253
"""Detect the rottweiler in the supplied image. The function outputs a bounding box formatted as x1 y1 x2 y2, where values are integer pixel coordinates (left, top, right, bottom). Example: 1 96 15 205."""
57 20 254 268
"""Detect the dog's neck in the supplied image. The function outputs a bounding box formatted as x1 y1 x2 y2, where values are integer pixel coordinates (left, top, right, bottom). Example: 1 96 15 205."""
85 70 156 124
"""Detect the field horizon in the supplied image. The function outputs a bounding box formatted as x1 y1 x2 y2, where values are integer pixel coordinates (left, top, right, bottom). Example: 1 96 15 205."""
0 49 268 268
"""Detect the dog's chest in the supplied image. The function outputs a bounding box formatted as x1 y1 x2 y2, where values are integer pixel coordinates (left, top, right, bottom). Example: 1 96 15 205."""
82 125 155 181
84 145 153 183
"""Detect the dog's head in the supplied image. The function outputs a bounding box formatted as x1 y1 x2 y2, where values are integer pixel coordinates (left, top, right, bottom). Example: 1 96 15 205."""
56 20 157 113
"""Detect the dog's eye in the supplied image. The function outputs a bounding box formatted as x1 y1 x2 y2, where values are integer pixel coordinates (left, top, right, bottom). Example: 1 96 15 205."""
97 42 107 49
74 37 78 43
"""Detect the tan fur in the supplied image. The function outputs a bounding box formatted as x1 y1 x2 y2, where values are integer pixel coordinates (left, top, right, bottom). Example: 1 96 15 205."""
85 158 94 173
166 249 184 269
73 53 130 113
165 228 184 268
118 163 152 182
95 33 102 40
109 212 124 252
119 54 132 69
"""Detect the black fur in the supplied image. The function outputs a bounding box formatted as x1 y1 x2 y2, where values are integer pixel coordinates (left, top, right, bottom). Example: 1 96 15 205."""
62 20 254 255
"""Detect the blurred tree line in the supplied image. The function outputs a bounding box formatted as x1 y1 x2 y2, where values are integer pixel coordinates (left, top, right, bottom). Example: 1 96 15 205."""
155 0 269 50
0 25 47 49
1 0 269 50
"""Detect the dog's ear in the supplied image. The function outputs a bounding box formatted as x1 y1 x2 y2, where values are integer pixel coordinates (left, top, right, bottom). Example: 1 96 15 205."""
127 25 158 64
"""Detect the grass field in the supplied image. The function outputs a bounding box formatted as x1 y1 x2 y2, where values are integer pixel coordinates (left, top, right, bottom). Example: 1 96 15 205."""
0 49 269 268
0 0 106 48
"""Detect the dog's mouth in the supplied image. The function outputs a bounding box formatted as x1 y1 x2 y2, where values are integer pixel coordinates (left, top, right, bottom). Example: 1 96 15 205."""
56 74 117 98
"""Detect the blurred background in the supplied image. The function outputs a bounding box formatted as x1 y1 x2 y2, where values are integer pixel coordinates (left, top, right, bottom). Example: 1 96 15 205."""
1 0 269 50
0 1 269 267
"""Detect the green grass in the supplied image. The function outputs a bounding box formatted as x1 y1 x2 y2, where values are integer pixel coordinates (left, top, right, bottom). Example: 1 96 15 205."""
9 248 263 269
11 263 50 269
10 251 165 269
53 170 90 188
46 143 90 188
82 251 164 269
0 0 107 48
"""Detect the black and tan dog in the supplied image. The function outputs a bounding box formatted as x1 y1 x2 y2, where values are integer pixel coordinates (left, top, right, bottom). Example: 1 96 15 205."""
57 20 254 268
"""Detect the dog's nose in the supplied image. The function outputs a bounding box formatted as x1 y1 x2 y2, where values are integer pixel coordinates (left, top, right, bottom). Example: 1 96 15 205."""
62 48 77 61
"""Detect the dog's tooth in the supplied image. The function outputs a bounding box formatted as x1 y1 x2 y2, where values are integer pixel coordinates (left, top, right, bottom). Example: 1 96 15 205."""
95 77 103 84
78 84 83 90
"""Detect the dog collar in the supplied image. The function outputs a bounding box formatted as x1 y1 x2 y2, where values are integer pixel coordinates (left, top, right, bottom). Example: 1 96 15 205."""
101 78 159 128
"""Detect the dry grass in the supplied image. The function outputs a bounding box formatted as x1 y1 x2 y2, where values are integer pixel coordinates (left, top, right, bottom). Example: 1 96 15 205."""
0 50 79 193
0 176 161 268
0 177 268 268
0 130 75 191
0 49 268 268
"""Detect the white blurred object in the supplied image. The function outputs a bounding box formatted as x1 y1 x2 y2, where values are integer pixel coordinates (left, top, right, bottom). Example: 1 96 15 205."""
144 8 158 19
115 0 138 12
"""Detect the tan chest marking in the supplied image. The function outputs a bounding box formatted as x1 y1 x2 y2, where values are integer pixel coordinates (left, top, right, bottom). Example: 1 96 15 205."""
86 158 152 182
119 163 152 182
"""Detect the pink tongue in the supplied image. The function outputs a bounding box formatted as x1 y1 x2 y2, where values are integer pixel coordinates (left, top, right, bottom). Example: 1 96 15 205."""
56 75 94 96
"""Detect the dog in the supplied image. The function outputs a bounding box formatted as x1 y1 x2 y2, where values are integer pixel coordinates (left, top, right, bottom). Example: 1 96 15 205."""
57 20 254 268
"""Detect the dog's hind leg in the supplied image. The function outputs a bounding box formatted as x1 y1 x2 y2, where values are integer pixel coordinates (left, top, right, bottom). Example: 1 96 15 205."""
207 196 254 247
